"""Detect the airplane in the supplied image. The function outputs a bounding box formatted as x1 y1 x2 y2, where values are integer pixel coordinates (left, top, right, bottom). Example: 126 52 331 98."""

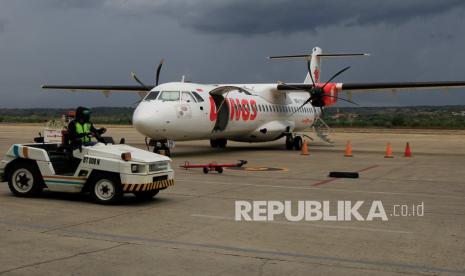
42 47 465 156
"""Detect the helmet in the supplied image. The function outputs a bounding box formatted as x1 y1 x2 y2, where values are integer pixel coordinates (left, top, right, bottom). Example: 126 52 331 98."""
76 106 91 122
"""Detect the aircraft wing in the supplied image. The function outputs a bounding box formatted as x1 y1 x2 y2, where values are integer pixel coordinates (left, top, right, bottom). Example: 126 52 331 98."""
276 81 465 92
41 85 153 98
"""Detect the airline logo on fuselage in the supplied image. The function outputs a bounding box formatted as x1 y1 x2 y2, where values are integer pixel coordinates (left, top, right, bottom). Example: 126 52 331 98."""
209 97 257 122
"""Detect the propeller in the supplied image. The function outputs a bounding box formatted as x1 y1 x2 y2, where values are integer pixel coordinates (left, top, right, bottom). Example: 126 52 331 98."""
286 60 357 117
131 58 165 88
131 58 165 106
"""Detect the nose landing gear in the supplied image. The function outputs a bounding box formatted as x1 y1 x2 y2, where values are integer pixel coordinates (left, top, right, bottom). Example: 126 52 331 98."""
210 138 227 148
146 138 172 156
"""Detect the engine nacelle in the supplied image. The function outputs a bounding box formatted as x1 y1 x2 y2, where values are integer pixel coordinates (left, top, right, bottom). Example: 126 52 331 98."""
322 83 338 107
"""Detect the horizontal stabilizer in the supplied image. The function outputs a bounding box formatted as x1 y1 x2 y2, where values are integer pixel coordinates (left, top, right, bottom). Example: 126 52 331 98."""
268 53 369 60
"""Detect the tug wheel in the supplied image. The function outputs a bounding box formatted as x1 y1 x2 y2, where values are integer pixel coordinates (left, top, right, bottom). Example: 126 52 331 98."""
89 174 123 205
8 161 43 197
203 167 209 174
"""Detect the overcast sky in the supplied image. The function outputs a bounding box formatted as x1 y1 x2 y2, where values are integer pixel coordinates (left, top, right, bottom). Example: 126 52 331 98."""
1 0 465 107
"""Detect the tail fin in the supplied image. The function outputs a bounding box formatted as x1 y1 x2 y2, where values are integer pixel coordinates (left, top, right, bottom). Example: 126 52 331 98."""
268 47 369 84
305 47 322 84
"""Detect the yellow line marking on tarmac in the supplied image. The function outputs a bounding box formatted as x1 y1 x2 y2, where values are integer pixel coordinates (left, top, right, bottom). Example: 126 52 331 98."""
191 214 413 234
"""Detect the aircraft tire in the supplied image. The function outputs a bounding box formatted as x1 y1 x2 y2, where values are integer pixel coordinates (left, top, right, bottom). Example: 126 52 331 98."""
294 136 303 151
217 139 227 148
285 137 294 150
210 139 219 148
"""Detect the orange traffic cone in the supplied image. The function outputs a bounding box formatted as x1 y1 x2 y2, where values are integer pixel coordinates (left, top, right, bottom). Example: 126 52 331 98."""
404 142 412 157
344 140 353 157
385 142 394 158
301 140 309 155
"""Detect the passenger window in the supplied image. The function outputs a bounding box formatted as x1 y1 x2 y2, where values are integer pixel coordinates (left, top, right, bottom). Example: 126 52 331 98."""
160 91 180 101
181 92 196 103
191 91 204 102
143 91 160 101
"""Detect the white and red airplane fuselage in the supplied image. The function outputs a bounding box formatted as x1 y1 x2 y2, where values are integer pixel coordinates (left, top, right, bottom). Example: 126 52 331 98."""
132 82 331 142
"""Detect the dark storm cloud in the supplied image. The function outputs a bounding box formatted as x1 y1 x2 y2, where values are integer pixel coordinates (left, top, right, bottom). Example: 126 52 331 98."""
149 0 465 34
1 0 465 107
34 0 465 34
0 19 6 33
44 0 104 9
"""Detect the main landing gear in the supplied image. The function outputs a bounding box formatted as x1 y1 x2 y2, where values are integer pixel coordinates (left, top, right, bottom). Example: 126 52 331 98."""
285 135 303 151
210 138 227 148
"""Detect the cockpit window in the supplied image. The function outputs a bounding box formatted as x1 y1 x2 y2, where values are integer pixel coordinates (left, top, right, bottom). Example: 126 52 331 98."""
144 91 159 101
181 92 196 103
191 91 204 102
159 91 180 101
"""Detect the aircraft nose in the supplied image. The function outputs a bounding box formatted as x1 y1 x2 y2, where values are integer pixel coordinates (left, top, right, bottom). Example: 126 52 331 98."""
133 103 157 137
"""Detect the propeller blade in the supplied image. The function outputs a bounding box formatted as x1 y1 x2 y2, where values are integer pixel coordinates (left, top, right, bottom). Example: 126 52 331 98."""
322 66 350 89
279 82 314 117
131 72 147 88
156 59 164 86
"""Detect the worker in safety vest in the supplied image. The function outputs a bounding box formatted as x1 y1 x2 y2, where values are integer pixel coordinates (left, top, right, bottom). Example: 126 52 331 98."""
68 106 106 147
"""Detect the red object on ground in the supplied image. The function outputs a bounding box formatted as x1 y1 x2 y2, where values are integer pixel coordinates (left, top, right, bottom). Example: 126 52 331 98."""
181 160 247 174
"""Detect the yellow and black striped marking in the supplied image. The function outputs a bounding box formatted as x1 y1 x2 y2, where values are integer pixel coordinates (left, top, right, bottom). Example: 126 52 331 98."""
122 179 174 192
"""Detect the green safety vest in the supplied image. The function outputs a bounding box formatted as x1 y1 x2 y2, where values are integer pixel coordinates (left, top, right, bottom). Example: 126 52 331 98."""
75 122 91 143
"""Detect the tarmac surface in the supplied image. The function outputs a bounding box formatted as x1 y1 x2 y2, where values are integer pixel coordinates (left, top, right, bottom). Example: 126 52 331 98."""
0 124 465 275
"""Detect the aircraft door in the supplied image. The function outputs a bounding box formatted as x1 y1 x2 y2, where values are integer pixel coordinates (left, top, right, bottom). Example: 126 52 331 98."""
179 91 211 135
